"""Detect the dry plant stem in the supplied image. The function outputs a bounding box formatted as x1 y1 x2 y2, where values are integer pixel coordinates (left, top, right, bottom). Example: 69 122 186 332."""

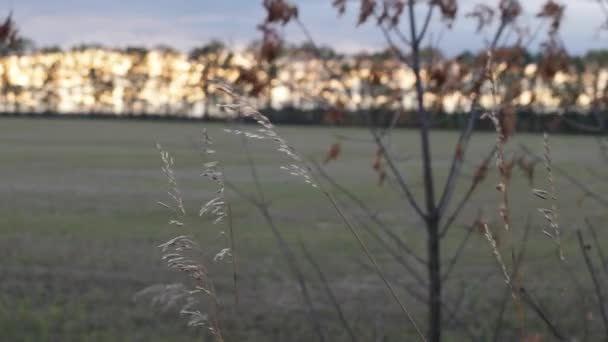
258 205 326 342
299 240 359 342
576 229 608 338
517 288 566 341
440 146 496 238
559 259 591 341
370 130 426 218
587 166 608 182
541 133 564 260
492 218 532 342
323 190 427 342
483 56 529 339
348 207 428 287
227 204 239 307
294 17 426 219
220 90 424 340
485 53 511 232
416 4 435 45
325 190 428 287
440 225 474 283
482 223 513 294
520 144 608 207
586 218 608 275
437 20 508 218
356 260 481 342
312 161 426 266
156 144 224 341
239 139 327 342
377 19 413 69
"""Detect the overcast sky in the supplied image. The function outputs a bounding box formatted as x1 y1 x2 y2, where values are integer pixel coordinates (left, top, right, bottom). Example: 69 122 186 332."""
7 0 607 56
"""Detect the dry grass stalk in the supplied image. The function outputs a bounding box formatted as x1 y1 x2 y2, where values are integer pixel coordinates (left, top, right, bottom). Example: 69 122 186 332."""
217 84 318 189
480 53 529 337
199 129 228 225
534 133 564 260
148 143 235 341
482 222 514 295
481 51 511 231
216 84 426 341
157 144 186 217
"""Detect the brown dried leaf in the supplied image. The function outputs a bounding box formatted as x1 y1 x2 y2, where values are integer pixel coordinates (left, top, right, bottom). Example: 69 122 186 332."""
432 0 458 25
377 0 405 27
466 4 495 33
537 0 565 34
332 0 347 15
327 100 346 124
324 142 342 164
499 105 517 141
499 0 522 23
358 0 377 26
258 24 283 63
537 38 569 80
263 0 298 25
473 158 489 185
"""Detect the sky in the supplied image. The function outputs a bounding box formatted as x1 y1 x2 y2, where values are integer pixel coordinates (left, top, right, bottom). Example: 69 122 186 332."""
6 0 608 56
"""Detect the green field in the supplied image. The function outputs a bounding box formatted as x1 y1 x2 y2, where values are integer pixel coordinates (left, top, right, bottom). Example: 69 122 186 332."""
1 117 607 341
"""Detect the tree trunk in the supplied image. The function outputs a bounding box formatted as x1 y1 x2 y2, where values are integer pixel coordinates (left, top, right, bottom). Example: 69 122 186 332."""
427 215 441 342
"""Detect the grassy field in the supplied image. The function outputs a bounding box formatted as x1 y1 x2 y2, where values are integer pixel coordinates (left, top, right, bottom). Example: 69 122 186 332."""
1 117 607 341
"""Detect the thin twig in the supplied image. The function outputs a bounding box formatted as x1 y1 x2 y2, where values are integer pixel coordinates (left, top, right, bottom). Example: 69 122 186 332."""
577 229 608 338
323 190 427 342
440 146 496 238
238 138 327 342
299 239 359 342
518 287 567 341
227 204 239 307
440 226 474 283
312 161 426 265
437 20 508 218
586 218 608 275
492 217 532 342
416 5 435 45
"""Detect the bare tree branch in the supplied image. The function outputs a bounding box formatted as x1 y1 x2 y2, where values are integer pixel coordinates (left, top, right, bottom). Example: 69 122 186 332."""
492 218 532 342
518 287 567 341
312 161 426 265
299 239 359 342
416 5 435 45
577 228 608 337
235 139 327 342
437 21 508 218
586 218 608 275
440 147 496 238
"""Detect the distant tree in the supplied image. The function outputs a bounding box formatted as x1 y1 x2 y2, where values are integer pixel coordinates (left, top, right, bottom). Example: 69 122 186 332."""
456 50 476 64
154 44 178 54
1 36 34 55
39 45 63 54
124 46 149 57
0 13 31 56
188 40 226 60
290 41 338 60
71 43 105 51
585 49 608 66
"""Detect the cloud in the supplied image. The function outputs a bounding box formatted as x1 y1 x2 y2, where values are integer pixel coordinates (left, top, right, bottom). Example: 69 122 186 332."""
9 0 608 55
